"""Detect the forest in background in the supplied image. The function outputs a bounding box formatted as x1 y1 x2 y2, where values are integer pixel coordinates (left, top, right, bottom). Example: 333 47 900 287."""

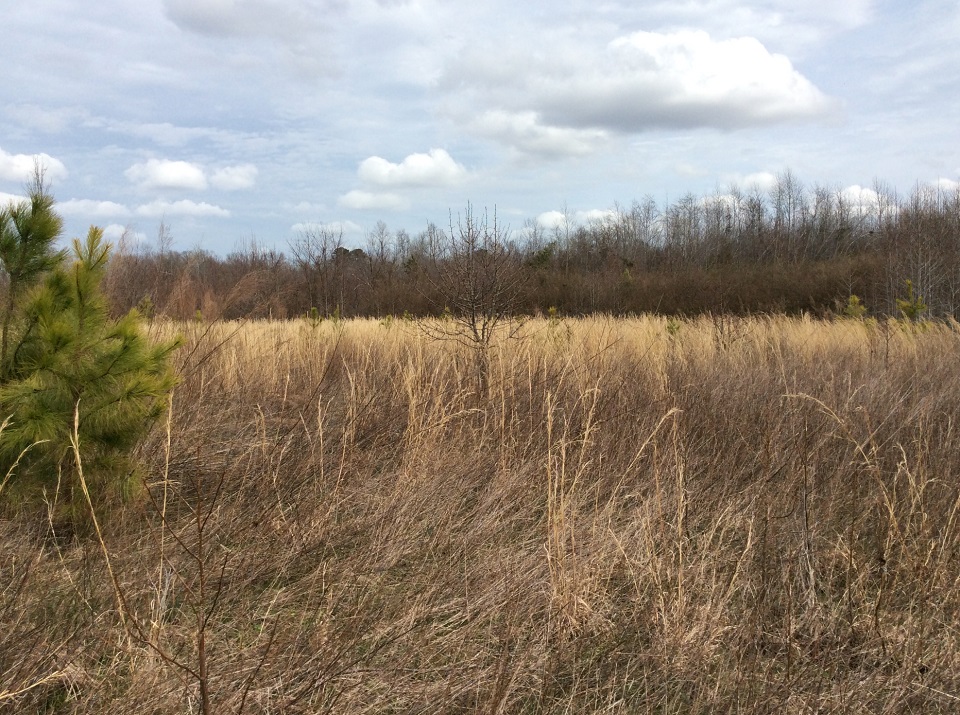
102 174 960 322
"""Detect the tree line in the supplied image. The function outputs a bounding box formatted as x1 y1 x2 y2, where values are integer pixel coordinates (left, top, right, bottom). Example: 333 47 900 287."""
102 173 960 321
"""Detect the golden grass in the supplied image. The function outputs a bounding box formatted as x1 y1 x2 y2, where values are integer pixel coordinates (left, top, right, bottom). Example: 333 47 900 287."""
3 314 960 713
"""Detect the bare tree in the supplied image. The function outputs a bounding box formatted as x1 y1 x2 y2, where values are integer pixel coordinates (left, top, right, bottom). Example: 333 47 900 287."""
364 220 395 314
771 169 806 262
288 225 343 315
421 204 528 399
155 217 174 257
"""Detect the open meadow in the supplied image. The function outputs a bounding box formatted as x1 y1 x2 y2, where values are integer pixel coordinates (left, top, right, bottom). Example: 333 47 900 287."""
3 314 960 713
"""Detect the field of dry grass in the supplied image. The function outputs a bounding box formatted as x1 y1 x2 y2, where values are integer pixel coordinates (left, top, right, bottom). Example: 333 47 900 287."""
3 314 960 713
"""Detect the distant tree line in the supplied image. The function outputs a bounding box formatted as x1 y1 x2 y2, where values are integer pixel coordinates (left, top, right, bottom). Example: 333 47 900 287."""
101 173 960 320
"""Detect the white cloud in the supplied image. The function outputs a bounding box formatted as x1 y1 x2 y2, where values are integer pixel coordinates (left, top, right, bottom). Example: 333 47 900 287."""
291 220 363 235
577 209 618 225
135 199 230 218
358 149 466 187
338 190 410 211
702 192 739 213
536 208 617 229
125 159 209 191
840 184 878 203
211 164 258 190
102 224 130 242
839 185 888 216
58 199 132 218
743 172 779 192
0 147 68 182
722 171 779 192
124 159 257 193
445 29 831 155
536 211 567 230
101 224 148 246
469 111 610 158
0 191 27 208
566 31 830 130
932 178 960 194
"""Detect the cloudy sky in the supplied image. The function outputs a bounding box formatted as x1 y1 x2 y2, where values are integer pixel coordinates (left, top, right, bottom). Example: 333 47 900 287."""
2 0 958 253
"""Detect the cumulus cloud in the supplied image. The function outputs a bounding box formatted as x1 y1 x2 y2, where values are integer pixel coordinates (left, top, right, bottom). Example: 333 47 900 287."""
126 159 209 191
828 185 900 220
577 209 618 225
211 164 258 190
599 31 827 128
535 211 566 230
125 159 257 192
932 178 960 194
101 224 148 246
102 224 133 242
358 149 466 187
445 29 831 154
58 199 132 218
722 171 779 192
469 111 609 158
839 185 892 217
135 199 230 218
0 147 68 183
338 190 410 211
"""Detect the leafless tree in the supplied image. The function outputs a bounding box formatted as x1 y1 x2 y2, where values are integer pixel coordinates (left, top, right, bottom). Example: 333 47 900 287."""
288 225 343 315
771 169 806 262
420 204 528 399
363 220 397 314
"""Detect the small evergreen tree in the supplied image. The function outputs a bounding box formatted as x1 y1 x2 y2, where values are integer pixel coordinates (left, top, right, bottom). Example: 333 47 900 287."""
842 294 868 320
0 184 179 525
0 171 68 367
896 279 927 323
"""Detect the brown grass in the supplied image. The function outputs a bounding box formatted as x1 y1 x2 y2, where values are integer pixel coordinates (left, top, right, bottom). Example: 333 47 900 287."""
3 314 960 713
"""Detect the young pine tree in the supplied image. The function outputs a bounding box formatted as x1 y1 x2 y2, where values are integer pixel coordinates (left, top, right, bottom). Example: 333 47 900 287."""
0 172 68 368
0 191 179 525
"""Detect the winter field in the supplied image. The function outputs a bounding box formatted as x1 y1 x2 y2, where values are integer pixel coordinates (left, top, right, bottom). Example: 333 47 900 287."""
3 314 960 713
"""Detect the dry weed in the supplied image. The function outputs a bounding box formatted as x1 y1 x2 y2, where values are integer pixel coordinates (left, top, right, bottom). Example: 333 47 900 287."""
2 315 960 713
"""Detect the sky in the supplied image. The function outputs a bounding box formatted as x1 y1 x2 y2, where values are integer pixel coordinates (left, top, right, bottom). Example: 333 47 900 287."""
2 0 959 254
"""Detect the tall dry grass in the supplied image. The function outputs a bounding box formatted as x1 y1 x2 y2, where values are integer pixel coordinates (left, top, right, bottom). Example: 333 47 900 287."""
2 314 960 713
